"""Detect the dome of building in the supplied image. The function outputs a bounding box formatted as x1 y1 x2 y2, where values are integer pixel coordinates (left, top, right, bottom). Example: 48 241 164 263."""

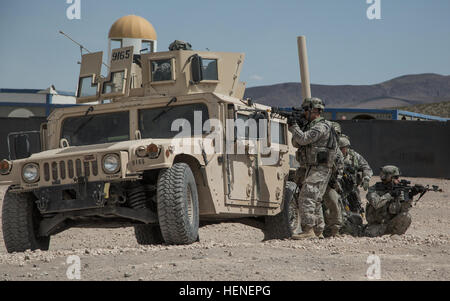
108 15 157 40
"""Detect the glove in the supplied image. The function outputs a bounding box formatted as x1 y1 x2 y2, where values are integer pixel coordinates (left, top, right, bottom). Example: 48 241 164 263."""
388 201 401 214
391 189 401 198
287 116 297 127
397 190 406 202
362 177 370 191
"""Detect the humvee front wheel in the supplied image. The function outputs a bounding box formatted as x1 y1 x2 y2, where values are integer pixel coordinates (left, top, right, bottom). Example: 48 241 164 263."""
2 189 50 253
134 225 164 245
156 163 199 245
264 181 301 240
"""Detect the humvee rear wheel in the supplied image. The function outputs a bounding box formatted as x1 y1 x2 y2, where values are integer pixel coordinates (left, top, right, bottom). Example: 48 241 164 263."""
156 163 199 245
2 189 50 253
264 181 301 240
134 225 164 245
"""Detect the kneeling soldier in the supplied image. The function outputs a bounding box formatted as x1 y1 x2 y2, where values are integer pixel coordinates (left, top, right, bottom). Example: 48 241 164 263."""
365 165 414 237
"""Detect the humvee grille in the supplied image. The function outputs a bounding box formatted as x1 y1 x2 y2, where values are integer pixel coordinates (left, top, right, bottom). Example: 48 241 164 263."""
76 159 82 177
84 161 90 177
44 163 50 181
92 160 98 176
68 160 74 178
51 162 58 181
41 158 98 183
59 161 66 180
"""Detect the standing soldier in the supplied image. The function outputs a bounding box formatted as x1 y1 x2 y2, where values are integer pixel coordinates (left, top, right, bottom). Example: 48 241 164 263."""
288 97 338 239
323 122 344 237
339 136 373 214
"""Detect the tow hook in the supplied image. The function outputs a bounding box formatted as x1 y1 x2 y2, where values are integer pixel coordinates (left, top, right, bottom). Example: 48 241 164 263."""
92 183 106 206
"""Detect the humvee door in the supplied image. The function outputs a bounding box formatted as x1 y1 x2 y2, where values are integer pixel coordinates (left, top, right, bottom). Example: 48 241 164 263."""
225 104 288 208
225 105 261 203
76 51 103 103
101 46 134 100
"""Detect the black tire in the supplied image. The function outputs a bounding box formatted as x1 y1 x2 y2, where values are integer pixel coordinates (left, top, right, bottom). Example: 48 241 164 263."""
134 224 164 245
2 189 50 253
156 163 199 245
264 181 301 240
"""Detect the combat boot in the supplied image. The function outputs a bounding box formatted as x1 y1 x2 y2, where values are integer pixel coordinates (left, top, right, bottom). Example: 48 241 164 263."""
314 228 324 239
291 227 316 240
329 227 342 238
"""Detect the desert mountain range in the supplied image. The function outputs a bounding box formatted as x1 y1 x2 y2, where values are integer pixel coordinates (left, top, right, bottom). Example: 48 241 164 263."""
244 73 450 109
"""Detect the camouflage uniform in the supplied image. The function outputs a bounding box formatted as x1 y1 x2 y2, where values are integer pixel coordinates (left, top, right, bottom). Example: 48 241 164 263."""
322 130 344 237
364 166 412 237
289 98 337 237
340 137 373 213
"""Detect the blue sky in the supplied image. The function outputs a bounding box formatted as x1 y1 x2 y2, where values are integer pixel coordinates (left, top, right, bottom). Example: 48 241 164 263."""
0 0 449 91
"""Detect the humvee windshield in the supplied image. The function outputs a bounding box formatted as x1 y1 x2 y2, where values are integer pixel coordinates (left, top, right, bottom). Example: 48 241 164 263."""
139 103 209 139
61 111 130 146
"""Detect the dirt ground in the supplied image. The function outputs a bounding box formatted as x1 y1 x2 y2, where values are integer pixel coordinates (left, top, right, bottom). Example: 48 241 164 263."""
0 177 448 281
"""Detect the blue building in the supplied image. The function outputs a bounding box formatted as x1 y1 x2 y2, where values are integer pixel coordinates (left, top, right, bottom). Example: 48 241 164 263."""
0 87 77 118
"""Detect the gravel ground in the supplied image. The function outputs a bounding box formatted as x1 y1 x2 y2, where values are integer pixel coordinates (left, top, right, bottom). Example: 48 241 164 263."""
0 177 448 281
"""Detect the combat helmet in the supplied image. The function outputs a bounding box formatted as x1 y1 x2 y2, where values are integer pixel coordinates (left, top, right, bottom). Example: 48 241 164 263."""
339 136 350 148
302 97 325 110
380 165 401 181
331 122 342 136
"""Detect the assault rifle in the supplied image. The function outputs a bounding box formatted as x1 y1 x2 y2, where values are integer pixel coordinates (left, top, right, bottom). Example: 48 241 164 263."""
270 107 309 129
375 179 443 205
340 167 365 214
341 166 356 192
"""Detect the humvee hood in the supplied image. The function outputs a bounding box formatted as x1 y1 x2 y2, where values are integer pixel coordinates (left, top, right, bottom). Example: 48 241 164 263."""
26 139 174 161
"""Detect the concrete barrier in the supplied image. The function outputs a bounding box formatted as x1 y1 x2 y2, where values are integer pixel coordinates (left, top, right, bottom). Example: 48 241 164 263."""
1 118 449 178
338 120 450 179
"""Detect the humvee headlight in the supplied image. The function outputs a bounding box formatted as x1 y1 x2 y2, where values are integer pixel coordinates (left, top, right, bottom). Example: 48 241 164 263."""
146 143 161 159
102 154 120 174
136 144 161 159
22 163 39 183
135 146 148 158
0 159 12 175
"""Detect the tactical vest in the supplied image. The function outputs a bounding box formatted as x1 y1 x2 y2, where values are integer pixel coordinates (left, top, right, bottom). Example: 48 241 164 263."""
347 149 359 170
344 149 360 184
366 187 412 224
296 118 337 168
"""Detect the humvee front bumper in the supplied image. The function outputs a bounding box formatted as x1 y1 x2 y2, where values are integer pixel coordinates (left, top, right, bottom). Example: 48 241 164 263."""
34 179 109 213
34 179 158 236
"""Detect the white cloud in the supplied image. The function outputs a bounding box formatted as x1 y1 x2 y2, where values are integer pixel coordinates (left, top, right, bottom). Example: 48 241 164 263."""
250 74 263 81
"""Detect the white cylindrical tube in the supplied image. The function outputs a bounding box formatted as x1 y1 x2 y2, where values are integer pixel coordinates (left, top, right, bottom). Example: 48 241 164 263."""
297 36 311 101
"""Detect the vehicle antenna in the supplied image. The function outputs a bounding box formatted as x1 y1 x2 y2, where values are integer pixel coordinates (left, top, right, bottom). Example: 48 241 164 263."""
59 30 110 69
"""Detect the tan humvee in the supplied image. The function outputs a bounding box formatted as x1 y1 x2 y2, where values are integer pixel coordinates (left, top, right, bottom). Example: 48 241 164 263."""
0 39 308 252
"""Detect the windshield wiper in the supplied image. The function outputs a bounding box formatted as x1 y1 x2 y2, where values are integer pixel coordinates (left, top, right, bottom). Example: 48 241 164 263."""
73 106 95 135
152 97 177 122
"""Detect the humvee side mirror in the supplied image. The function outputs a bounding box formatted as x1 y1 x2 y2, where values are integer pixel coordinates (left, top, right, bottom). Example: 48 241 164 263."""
191 54 203 84
8 131 41 160
14 135 31 159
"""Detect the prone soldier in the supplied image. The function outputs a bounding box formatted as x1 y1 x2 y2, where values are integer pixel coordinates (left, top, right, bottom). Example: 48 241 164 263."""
288 97 338 239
